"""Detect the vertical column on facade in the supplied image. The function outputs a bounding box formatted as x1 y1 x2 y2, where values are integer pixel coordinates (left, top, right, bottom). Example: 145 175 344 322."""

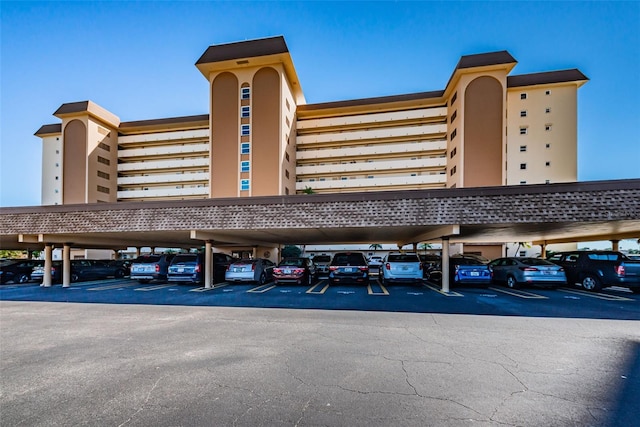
441 237 451 293
204 241 213 289
540 243 547 259
62 244 71 288
43 244 53 287
135 247 141 258
611 240 620 252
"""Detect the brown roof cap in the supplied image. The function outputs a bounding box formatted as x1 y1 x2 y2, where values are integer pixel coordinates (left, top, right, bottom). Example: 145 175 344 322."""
455 51 517 70
119 114 209 129
34 124 62 136
196 36 288 65
53 101 90 115
507 69 589 87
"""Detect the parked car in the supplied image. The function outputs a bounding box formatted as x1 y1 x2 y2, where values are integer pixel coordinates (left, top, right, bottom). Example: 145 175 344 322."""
129 254 176 283
328 252 369 285
419 254 442 278
31 261 62 283
427 255 492 286
225 258 276 285
68 259 127 282
108 259 132 276
0 259 43 284
167 253 204 284
547 251 640 293
381 252 423 285
312 255 332 276
368 256 384 274
273 257 316 285
488 257 567 289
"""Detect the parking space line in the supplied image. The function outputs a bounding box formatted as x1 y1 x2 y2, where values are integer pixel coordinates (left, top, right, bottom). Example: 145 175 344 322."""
559 288 633 301
367 282 389 295
135 284 173 292
190 283 229 292
306 282 330 294
489 287 548 299
88 283 138 291
422 283 464 297
247 284 276 293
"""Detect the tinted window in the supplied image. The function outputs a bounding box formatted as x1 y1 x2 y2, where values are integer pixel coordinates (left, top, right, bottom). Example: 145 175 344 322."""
136 256 162 263
587 253 621 261
313 256 331 263
332 254 366 266
280 258 305 267
172 255 198 264
388 254 420 262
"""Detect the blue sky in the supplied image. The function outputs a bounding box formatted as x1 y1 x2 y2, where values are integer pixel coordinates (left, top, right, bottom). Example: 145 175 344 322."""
1 1 638 247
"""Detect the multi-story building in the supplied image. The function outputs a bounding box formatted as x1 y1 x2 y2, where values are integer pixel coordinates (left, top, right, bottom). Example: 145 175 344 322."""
35 36 587 258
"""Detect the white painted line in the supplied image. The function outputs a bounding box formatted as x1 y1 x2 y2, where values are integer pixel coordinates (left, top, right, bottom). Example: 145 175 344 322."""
422 283 464 297
489 287 548 299
559 288 633 301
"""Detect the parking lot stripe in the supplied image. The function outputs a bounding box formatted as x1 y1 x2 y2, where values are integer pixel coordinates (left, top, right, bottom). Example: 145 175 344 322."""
190 283 229 292
135 285 173 292
558 288 634 301
422 283 464 297
88 283 138 291
367 282 389 295
306 282 330 294
488 287 548 299
247 284 276 293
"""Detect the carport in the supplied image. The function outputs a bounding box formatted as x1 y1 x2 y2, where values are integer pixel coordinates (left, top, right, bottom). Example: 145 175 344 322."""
1 179 638 292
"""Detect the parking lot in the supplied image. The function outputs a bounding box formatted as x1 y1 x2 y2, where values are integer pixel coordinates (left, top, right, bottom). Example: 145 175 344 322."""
2 276 639 320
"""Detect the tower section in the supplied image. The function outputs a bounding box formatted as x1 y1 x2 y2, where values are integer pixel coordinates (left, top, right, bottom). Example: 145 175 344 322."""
196 36 305 197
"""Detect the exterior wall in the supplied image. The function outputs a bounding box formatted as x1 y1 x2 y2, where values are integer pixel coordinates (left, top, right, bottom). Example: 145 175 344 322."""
281 71 297 196
86 117 118 203
41 134 63 206
295 106 448 194
252 67 281 196
506 84 578 185
210 72 239 198
62 119 87 204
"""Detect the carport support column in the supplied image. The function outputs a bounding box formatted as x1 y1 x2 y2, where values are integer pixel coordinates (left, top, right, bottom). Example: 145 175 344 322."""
441 237 451 293
62 244 71 288
611 240 620 252
135 247 141 258
204 241 213 289
43 245 53 287
540 243 547 259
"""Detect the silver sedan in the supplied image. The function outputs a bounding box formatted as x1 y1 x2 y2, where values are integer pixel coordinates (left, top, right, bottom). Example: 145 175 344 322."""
489 257 567 289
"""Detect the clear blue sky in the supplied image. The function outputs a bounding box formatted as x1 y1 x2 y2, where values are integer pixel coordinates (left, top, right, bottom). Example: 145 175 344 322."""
1 2 639 236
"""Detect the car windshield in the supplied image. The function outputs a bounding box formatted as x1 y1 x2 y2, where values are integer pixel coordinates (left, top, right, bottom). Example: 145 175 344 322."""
173 255 198 264
313 256 331 263
279 259 305 267
387 254 419 262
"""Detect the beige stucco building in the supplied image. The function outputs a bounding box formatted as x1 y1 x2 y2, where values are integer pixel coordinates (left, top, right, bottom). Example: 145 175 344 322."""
34 36 587 259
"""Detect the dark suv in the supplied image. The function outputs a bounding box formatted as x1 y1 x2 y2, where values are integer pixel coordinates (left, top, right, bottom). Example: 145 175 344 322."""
0 259 43 284
328 252 369 285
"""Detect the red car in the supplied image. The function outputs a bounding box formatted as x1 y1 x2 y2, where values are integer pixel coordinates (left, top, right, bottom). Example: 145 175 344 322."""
273 257 317 285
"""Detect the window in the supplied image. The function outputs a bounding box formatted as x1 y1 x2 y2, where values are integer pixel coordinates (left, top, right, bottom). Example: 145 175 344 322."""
545 143 551 148
240 179 250 191
545 180 550 184
241 106 250 118
450 147 457 158
520 110 527 117
520 163 527 170
520 93 527 100
55 176 59 180
545 124 552 131
450 129 457 140
241 161 250 172
545 90 551 95
285 99 290 111
98 142 110 151
241 87 250 99
519 127 528 135
97 185 110 194
450 165 457 176
519 251 527 257
451 110 457 123
241 143 250 154
241 124 250 136
545 161 550 167
519 181 527 185
285 152 290 162
285 170 289 179
97 156 110 165
451 91 457 104
55 150 60 154
97 171 110 179
519 145 527 152
545 108 551 114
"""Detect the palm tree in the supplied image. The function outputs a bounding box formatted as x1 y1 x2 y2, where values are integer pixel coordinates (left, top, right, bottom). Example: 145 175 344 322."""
369 243 383 251
512 242 532 257
418 243 432 255
302 186 315 194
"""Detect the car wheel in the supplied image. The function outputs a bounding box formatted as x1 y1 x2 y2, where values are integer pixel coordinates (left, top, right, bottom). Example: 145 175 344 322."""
115 269 125 278
71 274 79 283
259 273 266 285
16 274 29 284
581 275 602 291
506 276 519 289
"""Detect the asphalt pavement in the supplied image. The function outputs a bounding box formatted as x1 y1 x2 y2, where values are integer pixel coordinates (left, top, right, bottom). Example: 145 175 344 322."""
1 282 639 426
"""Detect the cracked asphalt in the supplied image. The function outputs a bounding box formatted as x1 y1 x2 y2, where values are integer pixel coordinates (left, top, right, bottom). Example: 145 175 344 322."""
1 301 638 426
